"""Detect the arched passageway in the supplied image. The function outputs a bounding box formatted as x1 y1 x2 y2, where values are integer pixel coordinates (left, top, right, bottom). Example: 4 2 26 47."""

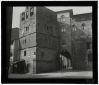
59 50 72 70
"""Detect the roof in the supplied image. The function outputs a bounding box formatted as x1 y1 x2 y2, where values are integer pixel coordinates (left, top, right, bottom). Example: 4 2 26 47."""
72 13 92 21
56 9 73 17
11 28 19 40
56 9 73 14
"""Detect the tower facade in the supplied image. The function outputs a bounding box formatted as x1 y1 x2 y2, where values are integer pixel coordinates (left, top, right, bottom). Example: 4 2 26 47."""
56 9 73 56
19 7 59 73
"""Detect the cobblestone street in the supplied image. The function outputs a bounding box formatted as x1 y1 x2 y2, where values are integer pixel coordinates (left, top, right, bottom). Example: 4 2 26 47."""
8 71 92 79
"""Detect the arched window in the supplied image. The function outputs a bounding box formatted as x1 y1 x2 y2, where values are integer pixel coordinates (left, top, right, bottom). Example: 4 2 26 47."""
61 28 66 32
60 15 65 22
72 24 76 31
81 23 85 30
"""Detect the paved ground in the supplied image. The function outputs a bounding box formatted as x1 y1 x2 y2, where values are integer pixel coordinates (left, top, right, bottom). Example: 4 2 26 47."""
8 71 93 79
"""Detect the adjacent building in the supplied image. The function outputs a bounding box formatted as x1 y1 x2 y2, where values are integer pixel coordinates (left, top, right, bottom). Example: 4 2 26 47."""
56 9 73 69
11 7 92 73
56 10 92 70
10 28 20 62
19 7 59 73
71 13 92 70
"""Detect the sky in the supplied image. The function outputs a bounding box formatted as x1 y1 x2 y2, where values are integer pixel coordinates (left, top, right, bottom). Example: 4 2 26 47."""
12 6 92 28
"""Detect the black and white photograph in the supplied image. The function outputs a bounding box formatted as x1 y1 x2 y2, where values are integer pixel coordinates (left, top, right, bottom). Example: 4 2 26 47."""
1 1 98 84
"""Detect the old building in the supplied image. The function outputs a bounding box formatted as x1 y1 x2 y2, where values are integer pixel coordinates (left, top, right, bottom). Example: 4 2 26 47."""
18 7 92 73
71 13 92 70
19 7 59 73
10 28 20 62
56 9 73 70
56 10 92 70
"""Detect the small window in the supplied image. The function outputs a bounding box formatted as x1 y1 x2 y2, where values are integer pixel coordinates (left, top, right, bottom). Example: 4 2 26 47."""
26 11 29 19
30 7 34 16
61 28 63 32
24 39 26 44
47 26 49 31
21 12 25 21
26 26 29 31
81 23 85 30
61 28 66 32
24 51 26 56
60 15 65 22
72 25 76 31
64 28 66 32
34 52 36 55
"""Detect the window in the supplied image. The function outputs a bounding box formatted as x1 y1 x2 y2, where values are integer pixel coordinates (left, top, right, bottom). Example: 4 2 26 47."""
60 15 65 22
21 12 25 21
47 26 49 31
26 11 29 19
81 23 85 30
72 25 76 31
24 39 26 44
34 52 36 55
26 26 29 31
24 50 26 56
61 28 66 32
23 39 26 44
30 7 34 16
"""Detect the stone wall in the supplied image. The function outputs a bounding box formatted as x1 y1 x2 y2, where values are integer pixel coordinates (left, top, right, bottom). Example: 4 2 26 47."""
36 47 58 73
